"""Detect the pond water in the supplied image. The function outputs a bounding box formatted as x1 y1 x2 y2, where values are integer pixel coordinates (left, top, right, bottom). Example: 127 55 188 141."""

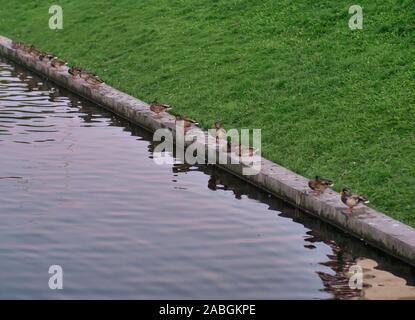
0 57 414 299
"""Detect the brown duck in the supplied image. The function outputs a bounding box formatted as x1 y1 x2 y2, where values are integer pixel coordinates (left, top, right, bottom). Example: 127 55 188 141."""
175 115 198 129
232 143 257 157
11 41 22 50
39 53 54 62
340 188 369 214
51 58 67 69
20 43 32 53
150 102 172 116
68 67 82 78
80 71 104 85
211 121 226 144
29 47 42 58
308 176 334 195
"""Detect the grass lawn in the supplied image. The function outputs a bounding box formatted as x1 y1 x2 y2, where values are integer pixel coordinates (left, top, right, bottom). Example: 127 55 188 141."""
1 0 414 226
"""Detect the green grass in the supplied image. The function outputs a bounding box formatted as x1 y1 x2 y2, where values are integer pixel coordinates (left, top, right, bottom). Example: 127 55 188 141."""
1 0 414 226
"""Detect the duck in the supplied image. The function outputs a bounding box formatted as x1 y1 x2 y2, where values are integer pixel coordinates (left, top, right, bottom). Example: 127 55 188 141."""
80 71 104 85
20 43 32 53
211 121 226 144
232 143 257 157
175 115 198 129
68 67 82 78
340 188 369 214
51 58 67 68
39 53 54 62
11 41 22 50
29 47 42 58
172 163 193 173
80 71 96 80
150 102 172 116
308 176 334 195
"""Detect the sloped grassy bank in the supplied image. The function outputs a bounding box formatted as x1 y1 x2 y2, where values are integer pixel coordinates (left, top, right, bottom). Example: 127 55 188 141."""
0 0 414 226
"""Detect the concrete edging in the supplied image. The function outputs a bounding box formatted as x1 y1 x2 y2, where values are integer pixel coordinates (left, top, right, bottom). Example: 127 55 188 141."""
1 35 414 267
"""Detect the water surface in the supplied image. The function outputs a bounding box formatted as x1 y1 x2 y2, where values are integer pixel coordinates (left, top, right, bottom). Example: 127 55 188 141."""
0 57 414 299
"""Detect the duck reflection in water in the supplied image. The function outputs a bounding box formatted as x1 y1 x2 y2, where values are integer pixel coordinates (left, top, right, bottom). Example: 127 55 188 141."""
208 174 242 199
172 163 198 173
316 243 367 300
304 232 367 300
